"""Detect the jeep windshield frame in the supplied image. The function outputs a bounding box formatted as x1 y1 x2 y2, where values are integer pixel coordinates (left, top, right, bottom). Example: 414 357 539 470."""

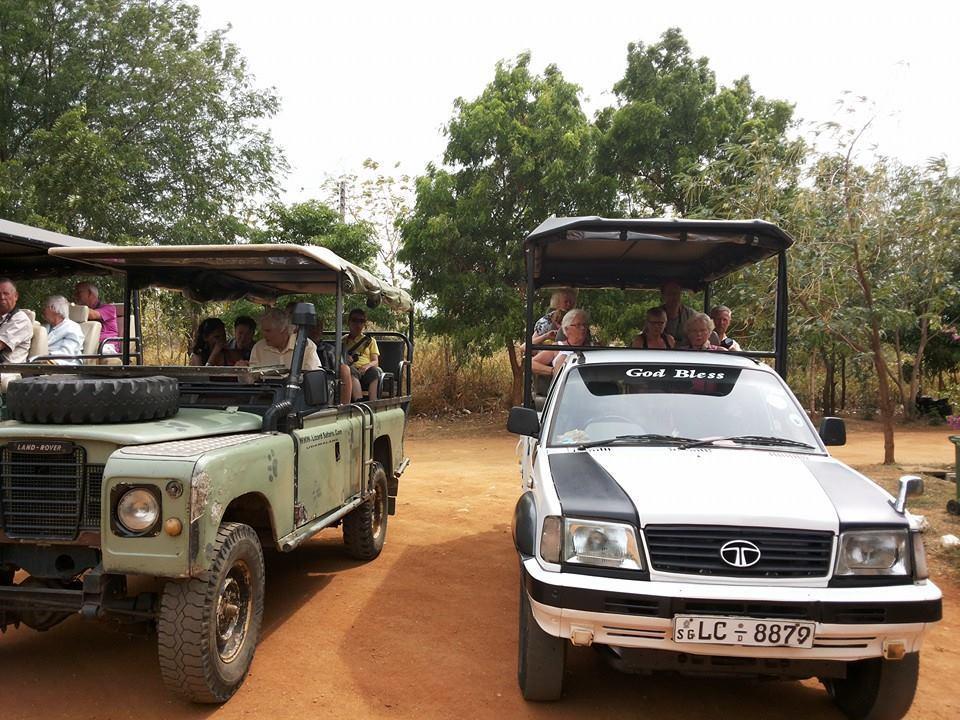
521 216 794 407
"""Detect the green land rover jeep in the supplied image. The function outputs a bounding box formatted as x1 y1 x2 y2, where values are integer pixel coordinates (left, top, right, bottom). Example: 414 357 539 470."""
0 222 414 703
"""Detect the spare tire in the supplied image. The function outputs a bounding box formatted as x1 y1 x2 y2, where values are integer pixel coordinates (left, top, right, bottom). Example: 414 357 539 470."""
6 375 179 424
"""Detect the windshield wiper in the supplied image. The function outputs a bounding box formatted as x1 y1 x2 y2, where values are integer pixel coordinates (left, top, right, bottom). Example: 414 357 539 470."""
680 435 815 450
577 434 698 450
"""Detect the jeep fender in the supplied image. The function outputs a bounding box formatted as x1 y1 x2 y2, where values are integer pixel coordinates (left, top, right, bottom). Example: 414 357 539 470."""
513 492 538 557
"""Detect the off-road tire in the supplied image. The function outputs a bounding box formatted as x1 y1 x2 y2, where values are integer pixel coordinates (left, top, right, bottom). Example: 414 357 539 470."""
342 462 388 560
157 523 265 704
826 652 920 720
518 578 565 701
6 375 178 424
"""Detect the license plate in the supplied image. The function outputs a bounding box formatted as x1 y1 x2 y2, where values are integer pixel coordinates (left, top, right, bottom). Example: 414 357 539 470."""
673 615 815 648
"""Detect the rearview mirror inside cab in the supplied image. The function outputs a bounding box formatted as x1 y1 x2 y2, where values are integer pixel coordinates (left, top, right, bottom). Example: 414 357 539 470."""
507 407 540 438
818 417 846 446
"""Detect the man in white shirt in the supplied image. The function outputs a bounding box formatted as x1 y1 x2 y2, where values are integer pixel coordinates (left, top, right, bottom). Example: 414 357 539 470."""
0 278 32 364
42 295 84 365
244 308 321 372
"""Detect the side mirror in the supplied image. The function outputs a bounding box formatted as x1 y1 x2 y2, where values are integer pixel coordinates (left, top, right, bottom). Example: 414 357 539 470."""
818 417 846 446
507 406 540 438
302 369 330 407
892 475 924 514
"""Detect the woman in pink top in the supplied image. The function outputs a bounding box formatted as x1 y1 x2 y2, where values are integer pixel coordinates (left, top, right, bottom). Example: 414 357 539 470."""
681 312 727 352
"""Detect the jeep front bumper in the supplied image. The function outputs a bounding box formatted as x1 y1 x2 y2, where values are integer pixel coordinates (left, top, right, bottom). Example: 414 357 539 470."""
521 557 942 663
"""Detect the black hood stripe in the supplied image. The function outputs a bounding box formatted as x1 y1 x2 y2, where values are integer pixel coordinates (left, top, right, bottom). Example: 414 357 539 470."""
548 451 638 524
802 458 907 530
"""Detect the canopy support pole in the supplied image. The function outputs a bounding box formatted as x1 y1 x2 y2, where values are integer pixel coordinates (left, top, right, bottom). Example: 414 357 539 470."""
522 249 535 408
775 249 789 379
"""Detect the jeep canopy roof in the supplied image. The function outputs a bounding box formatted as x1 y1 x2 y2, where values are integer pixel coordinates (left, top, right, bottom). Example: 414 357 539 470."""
0 218 108 279
51 243 413 312
525 216 794 290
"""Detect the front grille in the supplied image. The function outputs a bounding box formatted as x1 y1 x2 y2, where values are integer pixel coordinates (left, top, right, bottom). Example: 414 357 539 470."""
645 525 834 578
0 448 103 540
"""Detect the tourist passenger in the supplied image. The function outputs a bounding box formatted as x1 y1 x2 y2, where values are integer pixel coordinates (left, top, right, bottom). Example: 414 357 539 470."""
532 288 576 345
658 280 697 345
531 308 590 375
681 312 727 352
74 282 120 353
42 295 84 365
242 308 321 372
190 317 243 366
343 308 380 400
710 305 742 351
631 307 675 349
0 278 31 365
228 315 256 361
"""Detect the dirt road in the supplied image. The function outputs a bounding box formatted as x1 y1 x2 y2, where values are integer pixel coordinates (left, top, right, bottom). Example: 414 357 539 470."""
1 420 958 719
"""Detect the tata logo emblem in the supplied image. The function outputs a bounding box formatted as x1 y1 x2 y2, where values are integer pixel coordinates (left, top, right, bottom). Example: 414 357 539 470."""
720 540 761 568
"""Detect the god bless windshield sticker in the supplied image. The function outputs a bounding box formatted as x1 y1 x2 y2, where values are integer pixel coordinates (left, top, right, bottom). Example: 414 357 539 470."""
580 365 742 397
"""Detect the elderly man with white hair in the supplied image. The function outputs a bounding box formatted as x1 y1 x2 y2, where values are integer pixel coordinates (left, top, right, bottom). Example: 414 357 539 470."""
243 307 321 373
42 295 84 365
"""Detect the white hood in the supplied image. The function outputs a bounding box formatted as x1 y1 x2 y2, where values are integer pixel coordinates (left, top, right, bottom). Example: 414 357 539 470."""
582 447 839 532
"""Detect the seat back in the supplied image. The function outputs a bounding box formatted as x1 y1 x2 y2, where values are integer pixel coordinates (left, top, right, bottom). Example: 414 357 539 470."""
20 310 49 360
376 339 406 397
79 321 101 363
68 303 90 322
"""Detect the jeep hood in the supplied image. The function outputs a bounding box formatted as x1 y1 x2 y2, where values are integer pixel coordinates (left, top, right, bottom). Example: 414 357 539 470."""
0 408 262 445
548 447 903 532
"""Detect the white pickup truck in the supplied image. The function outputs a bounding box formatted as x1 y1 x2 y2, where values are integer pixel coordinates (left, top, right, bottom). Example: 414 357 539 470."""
508 218 941 720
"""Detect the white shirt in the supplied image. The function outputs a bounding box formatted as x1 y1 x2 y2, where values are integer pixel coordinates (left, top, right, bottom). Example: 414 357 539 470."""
45 318 85 365
0 308 32 363
249 333 321 372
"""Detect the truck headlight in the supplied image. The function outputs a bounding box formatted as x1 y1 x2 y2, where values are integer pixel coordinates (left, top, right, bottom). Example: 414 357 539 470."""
563 518 644 571
116 487 161 534
835 530 910 576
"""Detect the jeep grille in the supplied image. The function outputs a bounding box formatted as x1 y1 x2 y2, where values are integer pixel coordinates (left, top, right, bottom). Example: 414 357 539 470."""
0 447 104 540
644 525 834 578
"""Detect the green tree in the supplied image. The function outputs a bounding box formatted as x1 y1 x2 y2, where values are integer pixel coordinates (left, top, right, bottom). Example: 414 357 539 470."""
791 135 960 463
0 0 284 244
257 199 379 270
399 54 618 404
598 27 795 214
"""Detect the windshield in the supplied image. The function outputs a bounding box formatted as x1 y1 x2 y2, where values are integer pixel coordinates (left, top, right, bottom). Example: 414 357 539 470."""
547 363 821 452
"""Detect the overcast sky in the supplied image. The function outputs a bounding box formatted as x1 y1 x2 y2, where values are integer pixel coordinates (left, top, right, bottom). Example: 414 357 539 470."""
193 0 960 202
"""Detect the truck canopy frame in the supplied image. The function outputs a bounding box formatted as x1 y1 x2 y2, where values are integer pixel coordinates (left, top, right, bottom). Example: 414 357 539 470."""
522 216 794 407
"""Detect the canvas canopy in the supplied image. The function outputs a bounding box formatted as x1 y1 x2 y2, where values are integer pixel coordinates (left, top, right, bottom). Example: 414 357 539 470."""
0 219 108 278
525 216 794 290
51 243 413 312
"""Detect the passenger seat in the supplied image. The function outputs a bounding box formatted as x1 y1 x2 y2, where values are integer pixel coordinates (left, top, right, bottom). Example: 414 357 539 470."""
68 303 103 364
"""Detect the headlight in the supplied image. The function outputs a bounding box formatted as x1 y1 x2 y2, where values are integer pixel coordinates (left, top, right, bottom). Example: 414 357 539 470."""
563 518 644 570
835 530 910 576
116 488 161 534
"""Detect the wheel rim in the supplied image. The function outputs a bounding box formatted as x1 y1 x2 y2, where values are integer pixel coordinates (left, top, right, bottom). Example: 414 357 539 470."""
371 483 385 540
216 560 253 663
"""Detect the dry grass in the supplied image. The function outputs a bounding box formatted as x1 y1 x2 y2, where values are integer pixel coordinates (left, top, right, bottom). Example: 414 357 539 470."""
410 339 513 417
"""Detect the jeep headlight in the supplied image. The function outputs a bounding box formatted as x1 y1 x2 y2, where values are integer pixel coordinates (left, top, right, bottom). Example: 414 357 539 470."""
116 487 161 534
835 530 910 576
563 518 644 570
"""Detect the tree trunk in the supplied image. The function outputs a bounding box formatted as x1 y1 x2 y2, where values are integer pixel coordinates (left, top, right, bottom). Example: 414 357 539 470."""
840 354 847 410
506 340 523 408
907 316 930 416
821 346 836 416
